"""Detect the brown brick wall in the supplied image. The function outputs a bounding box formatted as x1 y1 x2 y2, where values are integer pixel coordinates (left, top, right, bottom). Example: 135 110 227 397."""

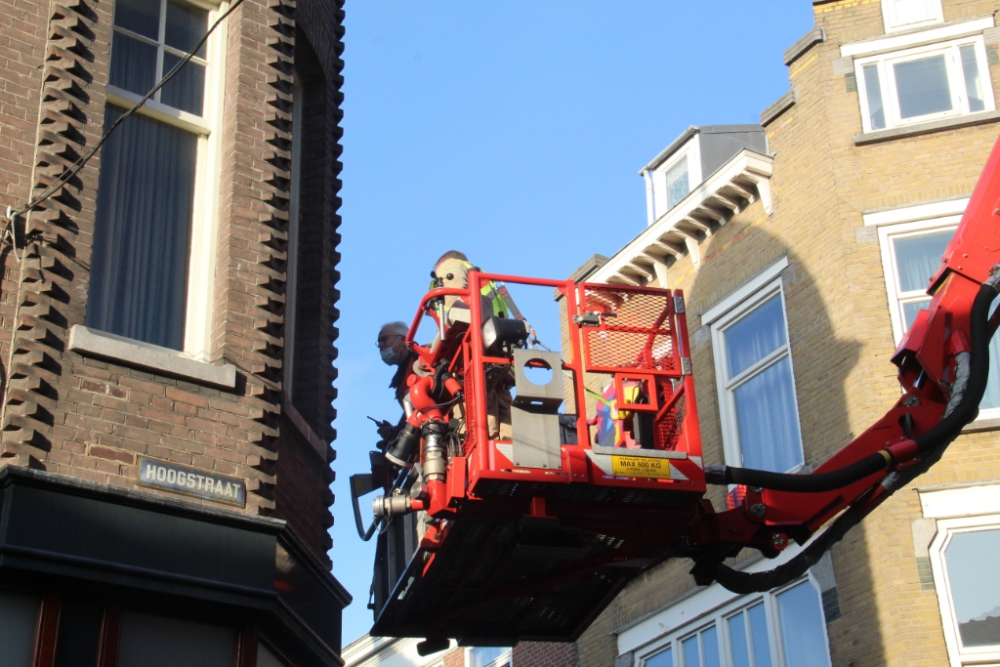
0 0 344 569
576 1 1000 666
513 641 578 667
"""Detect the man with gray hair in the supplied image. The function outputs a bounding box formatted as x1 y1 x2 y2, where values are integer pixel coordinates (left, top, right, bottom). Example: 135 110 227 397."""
377 320 416 441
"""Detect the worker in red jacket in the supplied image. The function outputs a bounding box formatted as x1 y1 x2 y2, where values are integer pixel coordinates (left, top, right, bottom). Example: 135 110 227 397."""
375 320 419 445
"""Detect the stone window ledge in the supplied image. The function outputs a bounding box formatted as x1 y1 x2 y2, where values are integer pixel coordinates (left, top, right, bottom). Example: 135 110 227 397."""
964 416 1000 433
68 325 237 389
854 110 1000 145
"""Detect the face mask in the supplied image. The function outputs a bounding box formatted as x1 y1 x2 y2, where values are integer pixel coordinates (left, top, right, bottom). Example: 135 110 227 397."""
381 347 405 366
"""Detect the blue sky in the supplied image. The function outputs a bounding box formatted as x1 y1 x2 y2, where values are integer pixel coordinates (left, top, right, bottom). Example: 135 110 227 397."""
333 1 815 645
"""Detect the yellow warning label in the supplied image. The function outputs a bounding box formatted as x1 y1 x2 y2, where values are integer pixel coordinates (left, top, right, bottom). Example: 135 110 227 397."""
611 455 671 479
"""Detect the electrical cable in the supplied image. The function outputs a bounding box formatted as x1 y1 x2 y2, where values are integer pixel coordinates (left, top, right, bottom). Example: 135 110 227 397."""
3 0 246 230
694 274 1000 594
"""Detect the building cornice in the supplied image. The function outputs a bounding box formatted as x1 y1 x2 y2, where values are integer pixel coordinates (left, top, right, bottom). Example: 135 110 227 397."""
592 149 774 286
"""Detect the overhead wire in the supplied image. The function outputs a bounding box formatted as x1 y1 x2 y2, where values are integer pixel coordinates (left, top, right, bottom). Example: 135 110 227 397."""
1 0 247 245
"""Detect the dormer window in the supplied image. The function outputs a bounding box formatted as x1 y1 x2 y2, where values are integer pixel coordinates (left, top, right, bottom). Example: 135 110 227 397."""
882 0 943 33
666 156 690 210
642 126 767 226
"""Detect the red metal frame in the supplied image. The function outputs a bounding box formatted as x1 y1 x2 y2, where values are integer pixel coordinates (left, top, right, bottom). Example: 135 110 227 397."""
386 273 711 598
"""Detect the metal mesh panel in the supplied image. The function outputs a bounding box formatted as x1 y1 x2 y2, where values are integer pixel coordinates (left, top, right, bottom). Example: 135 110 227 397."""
580 285 677 374
655 394 685 451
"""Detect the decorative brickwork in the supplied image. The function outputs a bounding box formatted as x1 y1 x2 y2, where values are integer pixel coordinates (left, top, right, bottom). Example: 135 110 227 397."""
0 0 344 570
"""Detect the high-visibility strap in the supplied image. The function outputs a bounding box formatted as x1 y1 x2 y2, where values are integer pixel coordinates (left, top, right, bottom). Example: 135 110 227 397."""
494 282 524 321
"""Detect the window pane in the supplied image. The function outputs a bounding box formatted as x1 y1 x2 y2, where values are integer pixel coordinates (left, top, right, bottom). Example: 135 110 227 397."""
470 647 510 667
902 300 926 330
114 0 160 38
53 599 104 667
118 612 236 667
863 65 886 130
667 156 689 210
894 55 952 119
645 647 673 667
727 613 750 667
701 626 721 667
161 52 205 115
735 356 803 472
893 230 951 293
257 643 288 667
88 106 197 350
110 32 158 96
944 529 1000 648
748 603 773 667
682 635 701 667
165 0 208 57
891 0 937 26
0 590 41 667
776 582 829 667
724 295 787 378
960 45 985 112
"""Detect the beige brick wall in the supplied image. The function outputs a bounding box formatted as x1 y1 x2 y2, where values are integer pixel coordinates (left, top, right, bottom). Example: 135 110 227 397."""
576 1 1000 665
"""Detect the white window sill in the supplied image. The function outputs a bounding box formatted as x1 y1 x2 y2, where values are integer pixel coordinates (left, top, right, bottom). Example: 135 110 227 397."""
854 109 1000 145
68 325 236 389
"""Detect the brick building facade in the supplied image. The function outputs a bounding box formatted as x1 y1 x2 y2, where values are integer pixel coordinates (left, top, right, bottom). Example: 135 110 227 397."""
0 0 348 664
570 1 1000 666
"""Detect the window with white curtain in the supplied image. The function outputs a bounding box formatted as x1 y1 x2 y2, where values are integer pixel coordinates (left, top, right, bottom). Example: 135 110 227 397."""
876 215 1000 418
929 515 1000 665
710 278 804 473
89 0 221 355
635 579 831 667
855 36 993 133
666 156 690 211
881 0 943 33
651 138 702 221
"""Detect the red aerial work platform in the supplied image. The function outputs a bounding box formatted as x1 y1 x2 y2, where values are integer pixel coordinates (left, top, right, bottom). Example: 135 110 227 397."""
352 133 1000 651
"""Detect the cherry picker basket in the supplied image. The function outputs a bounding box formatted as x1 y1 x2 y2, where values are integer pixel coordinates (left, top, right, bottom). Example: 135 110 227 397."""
370 273 706 644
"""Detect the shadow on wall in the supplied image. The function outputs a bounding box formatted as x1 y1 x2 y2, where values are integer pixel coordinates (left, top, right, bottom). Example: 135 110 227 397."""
683 219 881 666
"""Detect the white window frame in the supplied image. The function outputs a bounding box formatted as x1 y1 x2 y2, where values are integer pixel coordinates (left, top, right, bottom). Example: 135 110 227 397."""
104 0 227 362
928 512 1000 666
652 136 702 220
633 577 832 667
854 35 995 134
705 262 805 473
881 0 943 34
866 198 1000 423
875 215 961 344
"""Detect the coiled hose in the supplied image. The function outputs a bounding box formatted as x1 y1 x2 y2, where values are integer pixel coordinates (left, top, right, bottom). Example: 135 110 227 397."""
694 278 999 593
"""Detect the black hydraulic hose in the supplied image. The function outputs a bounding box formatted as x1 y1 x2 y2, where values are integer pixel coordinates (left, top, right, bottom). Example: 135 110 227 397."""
704 280 999 494
695 501 868 594
696 277 999 594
